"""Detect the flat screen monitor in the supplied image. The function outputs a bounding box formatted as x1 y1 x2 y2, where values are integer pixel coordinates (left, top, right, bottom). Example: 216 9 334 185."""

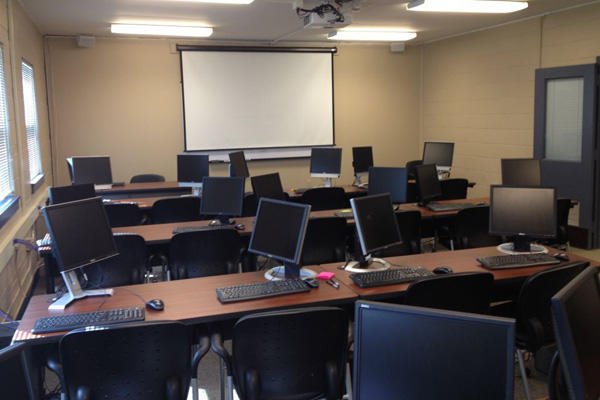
352 146 373 174
490 185 556 252
71 156 113 186
248 198 312 280
310 147 342 187
41 197 118 309
551 265 600 400
228 151 250 178
200 176 245 224
415 164 442 205
48 184 96 205
177 154 209 184
368 167 407 204
348 193 402 272
251 173 286 201
422 141 454 170
501 158 541 186
353 301 515 400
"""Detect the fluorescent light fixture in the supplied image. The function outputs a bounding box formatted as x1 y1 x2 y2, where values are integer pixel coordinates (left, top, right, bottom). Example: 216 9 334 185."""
407 0 528 13
110 24 213 37
328 29 417 42
182 0 254 3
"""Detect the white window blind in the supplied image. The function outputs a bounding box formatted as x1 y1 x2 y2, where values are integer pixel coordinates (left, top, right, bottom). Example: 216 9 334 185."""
22 61 42 181
0 46 13 202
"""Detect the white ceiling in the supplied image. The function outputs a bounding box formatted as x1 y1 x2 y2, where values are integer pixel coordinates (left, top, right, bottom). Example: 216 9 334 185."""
17 0 600 44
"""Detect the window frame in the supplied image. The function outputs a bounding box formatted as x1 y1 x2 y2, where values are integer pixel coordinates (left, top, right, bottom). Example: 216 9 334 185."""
21 59 44 192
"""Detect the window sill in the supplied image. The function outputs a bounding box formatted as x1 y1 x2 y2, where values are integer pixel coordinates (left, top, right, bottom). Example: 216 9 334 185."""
0 195 20 230
30 174 45 194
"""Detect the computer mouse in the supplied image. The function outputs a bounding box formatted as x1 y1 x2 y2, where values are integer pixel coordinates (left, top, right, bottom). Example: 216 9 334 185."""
145 299 165 311
433 266 453 275
553 253 570 262
234 223 245 231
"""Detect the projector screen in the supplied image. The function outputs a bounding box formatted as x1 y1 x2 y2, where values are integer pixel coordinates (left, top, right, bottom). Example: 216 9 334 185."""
179 47 335 159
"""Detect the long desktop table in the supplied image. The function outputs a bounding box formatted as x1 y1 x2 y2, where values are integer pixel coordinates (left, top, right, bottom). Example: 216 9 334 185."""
14 246 589 344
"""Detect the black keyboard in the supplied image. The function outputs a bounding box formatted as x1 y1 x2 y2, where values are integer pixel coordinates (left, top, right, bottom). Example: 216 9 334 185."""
426 202 475 212
477 253 560 270
32 307 145 334
350 267 434 288
172 226 212 234
216 279 310 303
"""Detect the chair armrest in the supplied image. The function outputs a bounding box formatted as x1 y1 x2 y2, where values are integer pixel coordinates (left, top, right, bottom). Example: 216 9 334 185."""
46 355 65 391
210 333 232 376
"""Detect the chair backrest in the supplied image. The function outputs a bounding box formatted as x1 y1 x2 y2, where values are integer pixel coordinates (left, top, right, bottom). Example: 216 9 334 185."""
515 262 589 353
242 193 258 217
60 321 192 400
83 233 148 288
169 228 243 279
232 307 348 400
130 173 165 183
405 272 494 314
151 196 201 224
0 343 34 399
440 178 469 200
104 203 144 227
301 217 347 265
372 210 421 258
405 159 423 180
48 183 96 205
298 187 347 211
453 206 501 249
556 198 571 245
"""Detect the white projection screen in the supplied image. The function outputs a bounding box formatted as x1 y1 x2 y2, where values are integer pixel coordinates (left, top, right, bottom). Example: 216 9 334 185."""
179 47 335 159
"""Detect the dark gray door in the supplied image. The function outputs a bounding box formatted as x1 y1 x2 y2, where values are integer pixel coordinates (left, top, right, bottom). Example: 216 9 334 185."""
533 63 599 247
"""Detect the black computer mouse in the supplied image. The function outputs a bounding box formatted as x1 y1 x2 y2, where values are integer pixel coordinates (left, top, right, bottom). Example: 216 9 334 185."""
234 223 245 231
433 266 453 274
146 299 165 311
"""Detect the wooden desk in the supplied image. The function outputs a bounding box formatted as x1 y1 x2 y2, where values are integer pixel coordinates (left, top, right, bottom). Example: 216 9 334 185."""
13 270 358 344
107 195 179 210
287 184 367 197
96 182 191 199
320 246 591 300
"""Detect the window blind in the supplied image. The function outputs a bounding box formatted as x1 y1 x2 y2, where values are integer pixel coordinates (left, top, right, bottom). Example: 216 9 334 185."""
22 61 42 181
0 46 13 202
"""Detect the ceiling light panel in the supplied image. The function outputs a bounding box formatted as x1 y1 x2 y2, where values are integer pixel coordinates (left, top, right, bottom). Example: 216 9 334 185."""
111 24 213 37
328 29 417 41
407 0 528 14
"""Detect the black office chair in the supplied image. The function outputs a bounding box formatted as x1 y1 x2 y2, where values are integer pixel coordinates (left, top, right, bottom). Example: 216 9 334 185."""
513 261 589 400
168 228 244 280
301 217 347 265
297 187 347 211
130 173 165 183
439 178 469 200
48 183 96 205
104 202 145 227
83 233 148 289
211 307 349 400
57 321 207 400
405 159 423 180
242 193 258 217
151 196 202 224
447 206 501 250
0 343 34 399
373 210 422 257
404 272 494 314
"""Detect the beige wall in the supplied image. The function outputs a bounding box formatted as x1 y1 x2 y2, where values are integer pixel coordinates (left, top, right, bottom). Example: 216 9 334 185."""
45 39 422 189
0 0 50 319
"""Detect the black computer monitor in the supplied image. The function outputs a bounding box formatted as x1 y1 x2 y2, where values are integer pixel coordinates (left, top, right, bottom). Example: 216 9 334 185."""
177 154 209 194
348 193 402 272
415 164 442 205
352 146 373 186
42 197 118 310
368 167 407 204
551 266 600 400
70 156 113 186
251 173 286 201
228 151 250 178
353 300 515 400
48 183 96 205
310 147 342 187
200 176 245 225
248 198 312 280
501 158 541 186
490 185 556 252
422 141 454 172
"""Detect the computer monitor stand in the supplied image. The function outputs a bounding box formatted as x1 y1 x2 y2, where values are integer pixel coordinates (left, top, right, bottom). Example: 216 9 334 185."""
264 262 316 281
209 216 235 226
49 270 113 310
353 173 367 187
178 182 202 196
322 177 333 188
497 235 548 255
344 254 390 273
